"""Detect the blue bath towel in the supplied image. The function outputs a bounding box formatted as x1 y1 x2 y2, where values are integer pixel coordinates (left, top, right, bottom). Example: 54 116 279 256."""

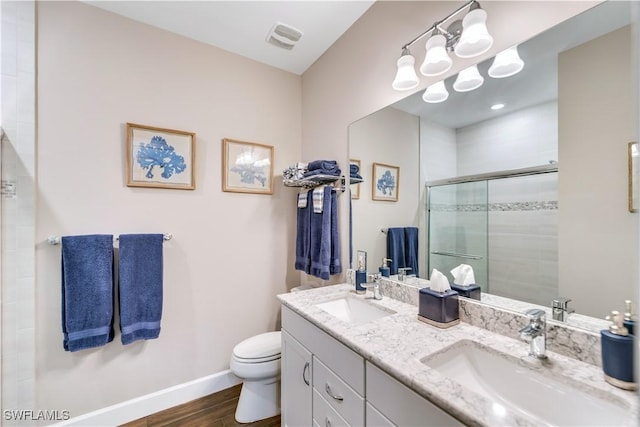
310 186 333 280
295 191 312 274
404 227 419 278
308 160 338 172
61 234 115 352
118 234 164 345
329 188 342 275
386 228 406 275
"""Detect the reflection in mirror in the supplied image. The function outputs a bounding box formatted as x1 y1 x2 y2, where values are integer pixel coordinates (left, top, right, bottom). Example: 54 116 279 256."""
349 1 637 322
629 142 638 213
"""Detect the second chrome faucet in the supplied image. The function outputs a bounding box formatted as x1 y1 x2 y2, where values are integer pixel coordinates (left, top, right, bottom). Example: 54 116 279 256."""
519 308 547 359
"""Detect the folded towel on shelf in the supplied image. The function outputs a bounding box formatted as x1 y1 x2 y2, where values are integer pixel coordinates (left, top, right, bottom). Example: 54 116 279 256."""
295 191 312 274
350 164 360 176
308 160 338 172
386 228 407 275
283 163 308 181
404 227 419 278
118 234 164 345
303 168 341 178
61 234 115 352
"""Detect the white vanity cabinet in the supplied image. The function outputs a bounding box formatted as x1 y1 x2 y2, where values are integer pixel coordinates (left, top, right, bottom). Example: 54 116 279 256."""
281 305 461 427
366 362 462 427
282 305 365 427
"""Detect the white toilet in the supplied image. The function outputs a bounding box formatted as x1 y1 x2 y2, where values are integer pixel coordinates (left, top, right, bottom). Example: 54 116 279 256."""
230 331 282 423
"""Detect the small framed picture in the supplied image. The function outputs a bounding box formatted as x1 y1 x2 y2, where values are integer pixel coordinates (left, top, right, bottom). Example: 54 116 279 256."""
350 159 361 200
223 138 274 195
372 162 399 202
126 123 195 190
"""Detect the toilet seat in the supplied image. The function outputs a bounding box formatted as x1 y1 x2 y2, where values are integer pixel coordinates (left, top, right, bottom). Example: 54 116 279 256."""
232 331 281 364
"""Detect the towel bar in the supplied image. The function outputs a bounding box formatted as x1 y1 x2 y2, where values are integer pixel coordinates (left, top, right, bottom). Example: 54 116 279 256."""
47 233 173 245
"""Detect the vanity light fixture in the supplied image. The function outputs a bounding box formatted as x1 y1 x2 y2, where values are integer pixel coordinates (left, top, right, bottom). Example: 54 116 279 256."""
392 0 493 90
453 64 484 92
423 81 450 103
488 45 524 78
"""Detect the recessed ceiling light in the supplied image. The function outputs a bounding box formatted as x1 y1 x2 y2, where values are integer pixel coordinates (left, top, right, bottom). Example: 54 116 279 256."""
491 103 505 110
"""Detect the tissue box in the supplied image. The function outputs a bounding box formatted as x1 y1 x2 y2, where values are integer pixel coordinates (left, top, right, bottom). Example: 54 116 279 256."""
418 288 460 328
450 283 481 300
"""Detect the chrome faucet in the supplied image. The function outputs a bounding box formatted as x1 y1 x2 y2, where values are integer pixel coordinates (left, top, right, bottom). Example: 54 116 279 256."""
552 297 574 322
519 308 547 359
362 273 382 300
397 267 412 281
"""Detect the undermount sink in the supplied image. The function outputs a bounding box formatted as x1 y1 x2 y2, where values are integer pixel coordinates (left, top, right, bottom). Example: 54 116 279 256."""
422 340 629 426
315 296 395 325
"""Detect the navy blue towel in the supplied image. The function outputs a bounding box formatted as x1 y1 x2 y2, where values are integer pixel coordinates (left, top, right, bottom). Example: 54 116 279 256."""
404 227 419 278
310 186 333 280
329 188 342 276
61 234 115 352
386 228 406 275
295 191 312 274
308 160 338 172
118 234 164 345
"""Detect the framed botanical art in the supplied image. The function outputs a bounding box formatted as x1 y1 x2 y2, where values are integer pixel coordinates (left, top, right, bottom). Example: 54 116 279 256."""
126 123 196 190
350 159 361 200
223 138 274 195
372 162 399 202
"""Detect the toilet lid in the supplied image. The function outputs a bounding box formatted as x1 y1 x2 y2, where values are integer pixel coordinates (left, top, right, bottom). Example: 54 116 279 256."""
233 331 281 360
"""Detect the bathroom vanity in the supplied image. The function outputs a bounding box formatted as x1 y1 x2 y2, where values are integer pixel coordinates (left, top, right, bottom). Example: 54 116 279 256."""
278 284 637 427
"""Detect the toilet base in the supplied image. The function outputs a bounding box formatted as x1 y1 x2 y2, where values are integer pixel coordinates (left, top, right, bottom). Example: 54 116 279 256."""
235 377 281 423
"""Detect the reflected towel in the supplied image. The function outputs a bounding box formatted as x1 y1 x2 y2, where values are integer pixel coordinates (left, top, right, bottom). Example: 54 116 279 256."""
61 234 114 352
303 168 342 178
295 191 312 274
386 228 406 275
118 234 164 345
308 160 338 172
404 227 419 278
350 164 360 176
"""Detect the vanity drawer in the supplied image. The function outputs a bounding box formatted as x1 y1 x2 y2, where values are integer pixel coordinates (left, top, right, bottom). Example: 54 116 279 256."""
313 357 364 426
313 389 350 427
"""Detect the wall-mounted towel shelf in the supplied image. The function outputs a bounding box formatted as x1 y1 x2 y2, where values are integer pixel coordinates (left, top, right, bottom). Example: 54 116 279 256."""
47 233 173 245
284 174 342 188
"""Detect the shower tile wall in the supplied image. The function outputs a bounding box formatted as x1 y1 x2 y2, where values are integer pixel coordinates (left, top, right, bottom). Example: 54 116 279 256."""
488 174 558 306
1 0 36 415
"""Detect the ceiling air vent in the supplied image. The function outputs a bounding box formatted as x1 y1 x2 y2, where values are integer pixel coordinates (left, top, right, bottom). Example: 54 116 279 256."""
266 22 303 50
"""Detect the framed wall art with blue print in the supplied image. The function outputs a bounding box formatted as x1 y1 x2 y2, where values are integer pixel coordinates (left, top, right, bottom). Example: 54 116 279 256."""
126 123 196 190
372 162 399 202
222 138 274 195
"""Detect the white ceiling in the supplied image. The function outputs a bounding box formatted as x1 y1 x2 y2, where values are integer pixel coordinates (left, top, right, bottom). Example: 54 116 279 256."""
85 0 375 75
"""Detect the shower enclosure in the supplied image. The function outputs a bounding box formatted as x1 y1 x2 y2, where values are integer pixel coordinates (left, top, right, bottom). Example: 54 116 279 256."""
427 165 558 306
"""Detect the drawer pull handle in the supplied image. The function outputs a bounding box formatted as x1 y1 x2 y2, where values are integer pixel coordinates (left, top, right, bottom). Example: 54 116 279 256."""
325 416 332 427
325 383 344 402
302 362 310 386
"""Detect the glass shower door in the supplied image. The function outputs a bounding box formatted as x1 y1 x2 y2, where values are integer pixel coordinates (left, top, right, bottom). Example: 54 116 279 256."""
427 181 488 291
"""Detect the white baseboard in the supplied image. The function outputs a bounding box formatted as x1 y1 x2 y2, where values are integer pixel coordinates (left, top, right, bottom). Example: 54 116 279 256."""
52 370 241 426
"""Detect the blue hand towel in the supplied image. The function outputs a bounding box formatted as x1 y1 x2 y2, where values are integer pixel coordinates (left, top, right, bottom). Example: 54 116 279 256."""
295 191 312 274
329 188 342 275
61 234 115 352
310 186 333 280
386 228 406 275
404 227 419 278
303 168 342 178
118 234 164 345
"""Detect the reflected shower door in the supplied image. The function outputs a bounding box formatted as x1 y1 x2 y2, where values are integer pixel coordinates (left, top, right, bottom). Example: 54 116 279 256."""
428 181 488 291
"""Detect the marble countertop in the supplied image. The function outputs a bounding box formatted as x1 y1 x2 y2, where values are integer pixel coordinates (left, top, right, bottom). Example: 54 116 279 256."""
278 283 638 427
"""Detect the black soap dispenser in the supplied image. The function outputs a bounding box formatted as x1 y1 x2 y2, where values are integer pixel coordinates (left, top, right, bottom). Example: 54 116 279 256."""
601 310 636 390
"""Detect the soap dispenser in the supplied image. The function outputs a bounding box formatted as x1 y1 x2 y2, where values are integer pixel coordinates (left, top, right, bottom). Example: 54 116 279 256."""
601 310 636 390
379 258 392 278
623 300 636 335
355 260 367 294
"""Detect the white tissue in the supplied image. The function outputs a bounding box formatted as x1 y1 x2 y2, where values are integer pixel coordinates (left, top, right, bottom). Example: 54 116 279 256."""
429 268 451 293
451 264 475 286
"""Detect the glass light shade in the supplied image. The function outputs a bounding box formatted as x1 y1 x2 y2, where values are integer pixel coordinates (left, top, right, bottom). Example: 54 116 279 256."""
392 53 419 90
453 65 484 92
454 8 493 58
488 45 524 78
422 81 449 103
419 34 452 76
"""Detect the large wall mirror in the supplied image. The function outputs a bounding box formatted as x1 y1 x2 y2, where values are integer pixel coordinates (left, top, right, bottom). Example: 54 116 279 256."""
349 1 638 321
